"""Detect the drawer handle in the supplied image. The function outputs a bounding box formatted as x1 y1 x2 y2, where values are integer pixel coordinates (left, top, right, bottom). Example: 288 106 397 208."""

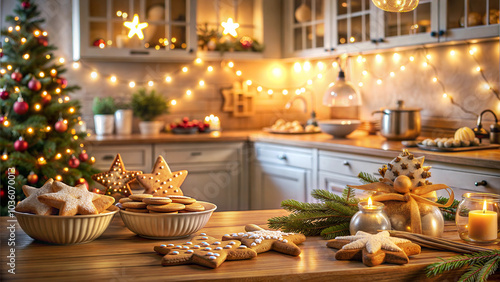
102 155 115 161
191 152 202 156
343 160 350 166
475 180 487 187
277 154 287 160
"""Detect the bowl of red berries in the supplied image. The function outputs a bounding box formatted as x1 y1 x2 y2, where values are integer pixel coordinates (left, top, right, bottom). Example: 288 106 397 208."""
169 117 210 134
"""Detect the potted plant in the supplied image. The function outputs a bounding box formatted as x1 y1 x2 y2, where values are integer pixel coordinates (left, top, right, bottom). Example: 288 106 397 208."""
114 101 133 135
92 97 117 135
131 88 169 135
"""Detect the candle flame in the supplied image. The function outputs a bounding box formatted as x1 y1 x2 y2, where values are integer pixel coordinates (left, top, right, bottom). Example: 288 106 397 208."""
368 197 373 206
483 200 487 213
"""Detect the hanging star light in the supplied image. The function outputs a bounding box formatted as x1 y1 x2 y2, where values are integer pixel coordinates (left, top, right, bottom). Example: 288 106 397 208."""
221 18 239 37
124 14 148 40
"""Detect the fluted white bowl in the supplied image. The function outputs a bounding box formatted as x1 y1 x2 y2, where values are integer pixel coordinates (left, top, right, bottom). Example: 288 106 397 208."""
119 201 217 239
318 119 361 138
14 205 119 245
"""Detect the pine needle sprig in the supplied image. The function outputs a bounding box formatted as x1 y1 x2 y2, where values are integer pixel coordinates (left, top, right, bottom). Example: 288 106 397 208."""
320 223 350 239
426 250 500 281
358 172 380 184
280 199 328 213
437 196 460 220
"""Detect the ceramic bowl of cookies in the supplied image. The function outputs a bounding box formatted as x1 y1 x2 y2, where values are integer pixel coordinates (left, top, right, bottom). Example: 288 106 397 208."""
13 205 119 245
119 195 217 239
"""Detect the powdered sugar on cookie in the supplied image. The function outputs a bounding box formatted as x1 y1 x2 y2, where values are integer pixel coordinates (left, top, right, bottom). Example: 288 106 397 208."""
38 181 101 216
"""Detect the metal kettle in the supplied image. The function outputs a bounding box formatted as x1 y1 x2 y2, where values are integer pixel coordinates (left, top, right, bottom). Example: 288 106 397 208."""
372 100 422 140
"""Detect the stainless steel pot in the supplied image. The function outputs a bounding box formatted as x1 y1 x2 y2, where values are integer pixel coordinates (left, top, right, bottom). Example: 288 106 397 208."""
372 100 422 140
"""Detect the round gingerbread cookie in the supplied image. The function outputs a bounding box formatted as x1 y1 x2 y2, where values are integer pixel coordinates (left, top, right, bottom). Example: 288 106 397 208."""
129 194 153 201
147 203 185 212
184 203 205 212
167 195 196 205
122 201 148 209
125 208 149 213
119 197 133 204
142 197 172 205
149 210 178 214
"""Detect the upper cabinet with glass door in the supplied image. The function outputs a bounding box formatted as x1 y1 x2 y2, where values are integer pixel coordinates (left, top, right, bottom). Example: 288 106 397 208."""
72 0 197 61
438 0 500 42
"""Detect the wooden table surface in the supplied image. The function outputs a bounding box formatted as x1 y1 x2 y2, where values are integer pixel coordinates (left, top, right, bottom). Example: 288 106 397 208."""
2 209 499 281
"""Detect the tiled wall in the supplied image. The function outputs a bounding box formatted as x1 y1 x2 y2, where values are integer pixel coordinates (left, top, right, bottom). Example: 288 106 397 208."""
2 0 499 135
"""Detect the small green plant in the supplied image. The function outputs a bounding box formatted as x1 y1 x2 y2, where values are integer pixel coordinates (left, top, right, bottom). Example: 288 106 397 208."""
131 88 169 121
92 97 117 115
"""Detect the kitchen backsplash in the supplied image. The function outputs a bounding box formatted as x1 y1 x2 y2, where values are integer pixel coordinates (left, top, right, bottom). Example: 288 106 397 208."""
2 0 499 136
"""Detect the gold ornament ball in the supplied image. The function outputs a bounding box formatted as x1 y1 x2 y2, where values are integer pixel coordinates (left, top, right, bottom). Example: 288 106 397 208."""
393 175 412 193
294 3 311 23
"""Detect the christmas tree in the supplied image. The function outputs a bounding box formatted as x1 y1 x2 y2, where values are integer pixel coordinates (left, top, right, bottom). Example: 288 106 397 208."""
0 0 99 215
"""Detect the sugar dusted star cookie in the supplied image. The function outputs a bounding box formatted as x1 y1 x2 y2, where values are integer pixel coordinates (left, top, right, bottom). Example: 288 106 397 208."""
222 224 306 256
327 231 421 267
91 154 142 199
15 178 57 215
38 181 102 216
154 233 257 268
137 156 187 197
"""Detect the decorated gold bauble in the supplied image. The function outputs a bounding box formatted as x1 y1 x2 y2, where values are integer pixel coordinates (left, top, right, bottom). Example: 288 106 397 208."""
294 3 311 23
372 0 418 12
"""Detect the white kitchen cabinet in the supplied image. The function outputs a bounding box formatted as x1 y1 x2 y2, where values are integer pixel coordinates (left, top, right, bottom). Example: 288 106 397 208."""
153 142 248 211
72 0 197 61
88 144 153 172
251 143 317 209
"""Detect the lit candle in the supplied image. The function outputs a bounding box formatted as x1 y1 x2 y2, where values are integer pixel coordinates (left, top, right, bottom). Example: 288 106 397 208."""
349 196 391 234
468 200 498 241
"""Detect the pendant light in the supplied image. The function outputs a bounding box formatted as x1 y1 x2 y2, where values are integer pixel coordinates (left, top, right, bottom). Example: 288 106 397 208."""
323 68 361 107
372 0 419 13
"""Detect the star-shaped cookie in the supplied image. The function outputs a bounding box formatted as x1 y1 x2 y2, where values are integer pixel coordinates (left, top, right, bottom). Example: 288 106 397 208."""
38 181 102 216
91 154 142 199
15 178 56 215
327 231 421 267
137 155 187 196
154 233 257 268
222 224 306 256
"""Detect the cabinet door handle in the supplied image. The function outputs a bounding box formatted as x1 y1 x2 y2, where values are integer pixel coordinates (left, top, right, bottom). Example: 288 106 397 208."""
430 31 437 37
191 152 202 156
103 155 115 160
343 160 350 166
475 180 487 187
277 154 287 160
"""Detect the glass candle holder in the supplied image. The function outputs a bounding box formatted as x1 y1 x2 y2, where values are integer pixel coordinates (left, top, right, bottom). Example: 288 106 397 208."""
350 201 392 235
456 193 500 244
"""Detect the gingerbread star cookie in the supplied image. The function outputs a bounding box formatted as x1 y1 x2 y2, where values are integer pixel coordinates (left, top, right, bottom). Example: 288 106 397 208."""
38 181 102 216
327 231 421 267
15 178 56 215
222 224 306 256
137 156 187 197
91 154 142 199
154 233 257 268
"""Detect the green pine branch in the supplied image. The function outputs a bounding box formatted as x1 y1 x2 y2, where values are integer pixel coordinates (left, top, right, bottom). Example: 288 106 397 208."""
437 196 460 221
358 172 380 184
426 250 500 282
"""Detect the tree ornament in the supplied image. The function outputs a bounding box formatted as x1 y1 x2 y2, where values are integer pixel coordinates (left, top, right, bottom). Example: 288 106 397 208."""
21 1 30 9
14 96 29 115
14 137 28 152
57 77 68 88
37 36 48 47
28 78 42 91
5 168 19 176
0 51 3 58
79 151 89 162
78 177 89 189
69 155 80 168
54 118 68 133
88 156 96 165
93 38 106 47
0 89 9 100
41 93 52 104
27 171 39 184
11 71 23 82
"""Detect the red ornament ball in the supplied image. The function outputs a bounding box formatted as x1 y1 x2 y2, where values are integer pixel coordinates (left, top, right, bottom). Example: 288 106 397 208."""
28 78 42 91
78 152 89 162
21 1 30 9
13 98 29 115
0 51 3 58
0 116 4 124
11 71 23 82
56 77 68 89
41 93 52 104
93 39 106 47
78 178 89 189
5 168 19 177
37 36 48 47
27 172 39 184
68 156 80 168
14 138 28 152
0 90 9 100
55 120 68 133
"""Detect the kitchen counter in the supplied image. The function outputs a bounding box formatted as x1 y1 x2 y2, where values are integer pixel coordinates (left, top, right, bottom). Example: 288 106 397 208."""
87 130 500 169
2 210 498 281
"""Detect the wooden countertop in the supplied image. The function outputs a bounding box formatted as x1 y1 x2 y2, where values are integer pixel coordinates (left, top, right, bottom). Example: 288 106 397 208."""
2 209 498 281
87 130 500 170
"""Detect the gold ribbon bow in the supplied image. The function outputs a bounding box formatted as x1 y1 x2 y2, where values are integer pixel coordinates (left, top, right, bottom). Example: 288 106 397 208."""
348 179 455 234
